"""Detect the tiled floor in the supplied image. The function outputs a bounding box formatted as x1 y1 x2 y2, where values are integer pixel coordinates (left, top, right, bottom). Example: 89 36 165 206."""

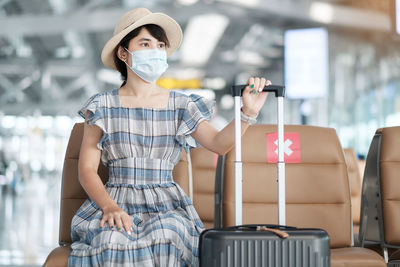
0 171 61 266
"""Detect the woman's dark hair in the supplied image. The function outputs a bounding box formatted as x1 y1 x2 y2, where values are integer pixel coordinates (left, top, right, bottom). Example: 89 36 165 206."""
113 24 170 86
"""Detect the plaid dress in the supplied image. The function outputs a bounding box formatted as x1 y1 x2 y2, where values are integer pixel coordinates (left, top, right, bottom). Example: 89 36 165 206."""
68 89 214 267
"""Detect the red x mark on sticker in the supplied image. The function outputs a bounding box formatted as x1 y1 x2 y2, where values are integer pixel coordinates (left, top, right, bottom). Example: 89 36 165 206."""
266 132 301 163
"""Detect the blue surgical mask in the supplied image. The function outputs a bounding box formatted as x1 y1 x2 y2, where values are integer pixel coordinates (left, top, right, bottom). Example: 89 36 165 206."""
124 48 168 83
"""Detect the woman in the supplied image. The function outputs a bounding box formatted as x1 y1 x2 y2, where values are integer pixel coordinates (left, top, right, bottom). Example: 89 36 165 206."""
69 7 270 267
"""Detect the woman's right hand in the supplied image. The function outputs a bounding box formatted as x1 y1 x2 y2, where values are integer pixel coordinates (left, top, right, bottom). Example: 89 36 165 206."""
100 205 133 235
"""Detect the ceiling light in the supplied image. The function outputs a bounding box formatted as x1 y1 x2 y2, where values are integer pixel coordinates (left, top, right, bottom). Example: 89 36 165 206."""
48 0 68 15
8 35 32 58
64 31 86 59
238 50 270 67
310 2 334 24
217 0 259 8
180 13 229 66
176 0 199 5
17 45 32 58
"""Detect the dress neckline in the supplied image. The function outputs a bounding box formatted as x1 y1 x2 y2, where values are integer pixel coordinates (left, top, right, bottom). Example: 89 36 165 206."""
113 88 173 111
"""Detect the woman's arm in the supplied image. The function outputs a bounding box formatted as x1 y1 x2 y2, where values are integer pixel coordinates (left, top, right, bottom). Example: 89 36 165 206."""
190 119 250 155
191 77 269 155
78 112 133 234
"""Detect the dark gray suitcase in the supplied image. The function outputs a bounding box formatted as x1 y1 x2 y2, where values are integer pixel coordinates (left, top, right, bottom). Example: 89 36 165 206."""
200 225 330 267
199 85 330 267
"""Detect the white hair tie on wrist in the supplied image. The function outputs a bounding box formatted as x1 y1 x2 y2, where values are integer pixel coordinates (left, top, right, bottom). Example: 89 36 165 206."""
240 109 258 125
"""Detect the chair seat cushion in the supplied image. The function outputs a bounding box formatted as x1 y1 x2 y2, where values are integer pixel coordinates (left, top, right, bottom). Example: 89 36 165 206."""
44 245 70 267
331 247 386 267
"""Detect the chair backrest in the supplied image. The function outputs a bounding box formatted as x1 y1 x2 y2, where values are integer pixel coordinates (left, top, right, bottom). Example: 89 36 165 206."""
360 126 400 249
190 148 218 229
379 126 400 245
172 149 189 194
59 123 108 245
172 148 218 229
222 124 352 248
344 148 362 225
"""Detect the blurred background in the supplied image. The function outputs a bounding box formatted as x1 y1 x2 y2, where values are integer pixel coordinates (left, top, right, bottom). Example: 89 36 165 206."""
0 0 399 265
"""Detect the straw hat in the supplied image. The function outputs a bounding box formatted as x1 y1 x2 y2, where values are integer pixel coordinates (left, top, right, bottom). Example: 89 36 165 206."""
101 8 183 70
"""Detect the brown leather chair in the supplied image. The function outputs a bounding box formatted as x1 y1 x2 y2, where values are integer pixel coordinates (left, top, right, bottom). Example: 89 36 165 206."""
219 125 386 267
44 123 109 267
190 148 219 229
44 123 218 266
171 147 219 229
344 148 362 236
359 126 400 265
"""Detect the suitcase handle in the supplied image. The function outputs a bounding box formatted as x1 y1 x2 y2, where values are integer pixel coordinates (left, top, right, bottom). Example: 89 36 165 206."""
231 83 286 226
231 84 285 97
228 224 296 239
232 224 297 230
257 226 289 239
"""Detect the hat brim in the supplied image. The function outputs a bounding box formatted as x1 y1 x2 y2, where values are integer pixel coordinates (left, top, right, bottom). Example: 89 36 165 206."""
101 13 182 70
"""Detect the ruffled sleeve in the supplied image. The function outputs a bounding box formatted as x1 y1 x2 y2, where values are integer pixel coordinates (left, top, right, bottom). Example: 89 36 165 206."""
78 93 109 152
176 93 215 149
78 93 106 133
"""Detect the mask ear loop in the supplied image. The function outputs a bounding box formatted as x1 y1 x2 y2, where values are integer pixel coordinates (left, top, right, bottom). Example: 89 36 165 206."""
122 47 131 67
119 47 131 86
122 47 142 80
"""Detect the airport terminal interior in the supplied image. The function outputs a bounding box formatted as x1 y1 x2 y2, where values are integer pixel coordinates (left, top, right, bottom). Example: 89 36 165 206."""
0 0 399 266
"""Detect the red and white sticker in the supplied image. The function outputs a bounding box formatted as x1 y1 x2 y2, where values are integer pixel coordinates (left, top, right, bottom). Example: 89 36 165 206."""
266 132 301 163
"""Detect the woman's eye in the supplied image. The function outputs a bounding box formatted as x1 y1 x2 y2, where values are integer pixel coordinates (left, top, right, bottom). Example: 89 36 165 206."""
158 43 165 48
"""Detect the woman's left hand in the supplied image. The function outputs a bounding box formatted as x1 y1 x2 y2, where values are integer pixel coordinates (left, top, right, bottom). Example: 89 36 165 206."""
241 77 271 117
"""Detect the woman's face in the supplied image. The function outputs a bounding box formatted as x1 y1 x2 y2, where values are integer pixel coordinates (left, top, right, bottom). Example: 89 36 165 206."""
127 27 166 52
